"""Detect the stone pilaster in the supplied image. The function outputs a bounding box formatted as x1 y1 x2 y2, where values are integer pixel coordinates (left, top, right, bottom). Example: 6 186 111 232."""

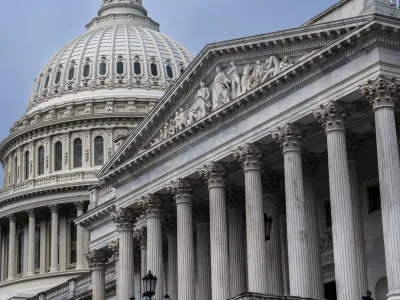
164 214 177 300
167 178 195 300
226 187 247 297
112 208 137 300
273 123 311 298
86 250 110 300
74 201 85 270
7 214 16 280
139 194 164 300
361 77 400 300
49 205 59 273
26 209 36 276
199 162 230 300
193 201 212 300
314 100 360 300
134 226 147 295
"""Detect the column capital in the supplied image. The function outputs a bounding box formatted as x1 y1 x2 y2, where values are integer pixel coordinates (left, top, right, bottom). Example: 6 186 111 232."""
74 201 85 211
108 239 119 261
313 100 349 132
302 151 324 178
272 123 304 152
49 204 59 213
199 162 225 189
226 187 245 210
360 76 400 110
85 249 110 269
139 194 163 217
233 143 262 171
26 209 36 218
167 178 192 204
163 214 177 236
7 213 16 222
111 208 137 231
193 200 210 224
133 227 147 248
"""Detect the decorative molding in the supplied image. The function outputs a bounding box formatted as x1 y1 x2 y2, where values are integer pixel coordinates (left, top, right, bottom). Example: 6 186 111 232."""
167 178 192 204
199 162 225 189
360 76 400 110
138 193 163 217
272 123 305 152
111 208 138 231
313 100 349 132
233 143 262 171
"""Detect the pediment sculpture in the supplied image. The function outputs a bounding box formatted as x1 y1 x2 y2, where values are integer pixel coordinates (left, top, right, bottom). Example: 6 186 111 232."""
150 51 316 147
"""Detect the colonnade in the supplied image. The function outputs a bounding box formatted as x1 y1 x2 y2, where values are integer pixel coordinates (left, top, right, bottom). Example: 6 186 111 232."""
87 77 400 300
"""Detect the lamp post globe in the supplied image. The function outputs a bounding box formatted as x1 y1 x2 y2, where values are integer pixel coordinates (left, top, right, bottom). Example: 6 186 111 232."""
142 271 158 299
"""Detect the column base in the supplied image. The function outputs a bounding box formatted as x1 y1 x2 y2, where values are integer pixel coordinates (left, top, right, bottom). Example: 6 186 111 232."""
75 266 84 270
7 277 14 281
388 290 400 300
50 269 58 273
27 272 34 276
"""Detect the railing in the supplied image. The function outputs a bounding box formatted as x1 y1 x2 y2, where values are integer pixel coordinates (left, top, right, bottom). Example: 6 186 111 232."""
98 183 116 206
229 293 325 300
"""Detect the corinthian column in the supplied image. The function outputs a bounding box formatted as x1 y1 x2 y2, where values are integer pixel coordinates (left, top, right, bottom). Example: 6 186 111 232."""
193 201 212 300
49 205 59 273
139 194 164 300
134 227 147 295
163 214 177 300
112 208 137 300
199 162 230 300
7 214 16 280
272 123 312 298
313 101 360 300
233 143 267 294
86 250 110 300
167 179 195 300
226 187 247 297
26 209 36 276
361 78 400 300
75 201 85 270
108 239 119 287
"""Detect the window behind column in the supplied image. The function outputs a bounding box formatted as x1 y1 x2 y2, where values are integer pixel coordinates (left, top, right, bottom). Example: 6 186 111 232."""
25 151 30 180
38 146 45 175
14 156 18 183
324 200 332 228
54 142 62 171
74 139 83 168
94 136 104 166
70 222 77 264
18 231 24 274
367 184 381 213
35 226 40 270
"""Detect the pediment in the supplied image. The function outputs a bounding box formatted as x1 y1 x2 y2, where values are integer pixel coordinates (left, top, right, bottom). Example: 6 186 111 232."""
98 15 396 183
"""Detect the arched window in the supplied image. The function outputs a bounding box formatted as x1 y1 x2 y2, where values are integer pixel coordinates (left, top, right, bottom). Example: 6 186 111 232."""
116 61 124 75
150 63 158 77
38 146 45 175
18 231 24 274
134 61 141 75
70 222 77 264
68 66 75 80
74 139 83 168
99 62 107 76
25 151 30 180
55 70 62 84
166 65 174 79
94 136 104 166
35 227 40 269
83 64 91 78
54 142 62 171
44 75 50 89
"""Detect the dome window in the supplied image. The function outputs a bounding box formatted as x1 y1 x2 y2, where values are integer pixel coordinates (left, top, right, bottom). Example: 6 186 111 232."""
134 61 141 75
54 142 62 171
99 62 107 76
166 65 174 79
83 64 91 78
35 227 41 269
25 151 30 180
150 63 158 77
94 136 104 166
18 231 24 274
55 70 62 84
74 139 83 168
68 66 76 81
38 146 45 175
117 61 124 75
44 75 50 89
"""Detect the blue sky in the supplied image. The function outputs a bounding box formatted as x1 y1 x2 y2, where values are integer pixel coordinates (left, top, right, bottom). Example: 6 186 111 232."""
0 0 338 186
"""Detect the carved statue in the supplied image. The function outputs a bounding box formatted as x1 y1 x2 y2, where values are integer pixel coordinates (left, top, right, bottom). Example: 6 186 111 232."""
227 61 241 98
262 56 281 82
174 111 182 131
195 81 211 111
241 64 252 94
168 119 176 136
188 82 209 125
212 66 231 110
279 56 293 72
249 60 264 88
177 108 187 131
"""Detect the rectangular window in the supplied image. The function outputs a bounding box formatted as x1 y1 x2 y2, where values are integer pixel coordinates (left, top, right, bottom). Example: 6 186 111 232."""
367 184 381 213
324 201 332 228
324 281 337 300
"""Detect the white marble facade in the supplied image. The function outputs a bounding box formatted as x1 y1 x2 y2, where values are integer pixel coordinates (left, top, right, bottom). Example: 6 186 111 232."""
3 1 400 300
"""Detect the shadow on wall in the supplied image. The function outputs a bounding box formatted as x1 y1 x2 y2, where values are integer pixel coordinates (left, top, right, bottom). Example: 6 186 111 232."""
375 276 388 300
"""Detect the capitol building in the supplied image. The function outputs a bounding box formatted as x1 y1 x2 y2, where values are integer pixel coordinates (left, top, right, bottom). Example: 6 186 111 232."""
1 0 400 300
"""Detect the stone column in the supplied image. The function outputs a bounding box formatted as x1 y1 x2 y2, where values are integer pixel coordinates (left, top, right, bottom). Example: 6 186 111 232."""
27 209 36 276
347 134 368 296
199 162 230 300
134 227 147 296
194 201 212 300
361 78 400 300
167 179 195 300
226 187 247 297
139 194 164 300
112 208 137 300
86 250 109 300
49 205 59 272
234 144 268 294
273 123 312 298
108 239 120 297
302 153 325 299
313 101 360 300
75 201 85 270
164 215 177 300
7 214 16 280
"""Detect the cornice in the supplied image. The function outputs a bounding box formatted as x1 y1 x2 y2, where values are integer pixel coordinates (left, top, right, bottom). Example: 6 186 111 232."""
75 199 116 228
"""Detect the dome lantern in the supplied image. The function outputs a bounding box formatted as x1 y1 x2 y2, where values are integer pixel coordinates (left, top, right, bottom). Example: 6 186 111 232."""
99 0 147 18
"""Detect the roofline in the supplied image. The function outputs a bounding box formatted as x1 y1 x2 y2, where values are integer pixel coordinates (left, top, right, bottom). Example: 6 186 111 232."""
302 0 353 26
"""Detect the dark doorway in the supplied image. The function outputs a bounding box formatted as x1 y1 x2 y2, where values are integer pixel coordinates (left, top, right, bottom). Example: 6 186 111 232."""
324 281 337 300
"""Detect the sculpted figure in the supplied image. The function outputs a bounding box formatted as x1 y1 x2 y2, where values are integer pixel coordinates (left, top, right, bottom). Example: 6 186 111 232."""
241 64 252 94
174 111 182 131
196 81 211 111
279 56 293 72
168 119 176 136
250 60 264 88
212 66 231 110
178 108 187 131
262 56 281 82
227 61 241 98
163 123 170 139
188 83 209 125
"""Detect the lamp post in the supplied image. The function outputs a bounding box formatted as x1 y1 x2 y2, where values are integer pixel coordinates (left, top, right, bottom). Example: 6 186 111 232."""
264 213 273 241
141 271 158 300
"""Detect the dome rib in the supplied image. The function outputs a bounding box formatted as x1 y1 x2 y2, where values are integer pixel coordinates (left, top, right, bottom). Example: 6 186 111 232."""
164 34 188 68
131 25 149 86
142 27 166 86
92 27 109 85
109 26 119 85
76 29 99 89
154 30 180 76
124 26 132 83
